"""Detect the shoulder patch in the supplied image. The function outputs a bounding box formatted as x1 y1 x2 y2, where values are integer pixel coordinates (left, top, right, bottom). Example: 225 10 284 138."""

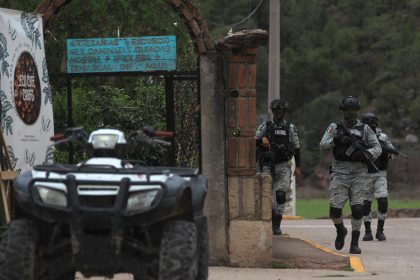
327 126 334 133
378 133 387 141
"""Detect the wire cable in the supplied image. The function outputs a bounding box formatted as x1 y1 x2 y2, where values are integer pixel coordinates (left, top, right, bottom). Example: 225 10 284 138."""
203 0 264 28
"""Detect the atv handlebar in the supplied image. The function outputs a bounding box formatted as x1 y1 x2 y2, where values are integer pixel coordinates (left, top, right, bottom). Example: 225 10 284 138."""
51 127 173 147
50 127 89 145
140 126 174 138
153 131 174 138
50 133 65 142
152 138 171 146
130 128 173 146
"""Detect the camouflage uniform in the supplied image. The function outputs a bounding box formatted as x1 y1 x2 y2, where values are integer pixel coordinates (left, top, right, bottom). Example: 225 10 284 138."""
365 131 393 204
363 130 394 241
256 120 300 215
320 120 381 233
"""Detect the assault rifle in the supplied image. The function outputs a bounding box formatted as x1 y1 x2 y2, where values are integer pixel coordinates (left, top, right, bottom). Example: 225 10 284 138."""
337 123 380 172
379 141 409 158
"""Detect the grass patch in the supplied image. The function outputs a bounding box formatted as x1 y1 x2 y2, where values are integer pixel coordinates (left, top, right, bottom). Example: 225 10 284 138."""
272 261 292 269
296 198 420 219
296 199 334 219
343 264 353 271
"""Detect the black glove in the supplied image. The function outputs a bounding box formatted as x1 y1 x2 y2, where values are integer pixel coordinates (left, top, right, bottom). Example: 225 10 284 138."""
333 135 353 146
350 151 365 161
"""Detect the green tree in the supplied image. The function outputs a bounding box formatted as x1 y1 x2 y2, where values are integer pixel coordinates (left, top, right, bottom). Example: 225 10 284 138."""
0 0 200 166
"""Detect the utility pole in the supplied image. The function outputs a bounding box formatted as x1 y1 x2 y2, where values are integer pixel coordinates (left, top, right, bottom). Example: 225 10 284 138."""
268 0 296 216
268 0 280 109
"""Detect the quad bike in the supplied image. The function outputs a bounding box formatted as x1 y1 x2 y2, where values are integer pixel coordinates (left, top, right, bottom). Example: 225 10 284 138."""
0 127 208 280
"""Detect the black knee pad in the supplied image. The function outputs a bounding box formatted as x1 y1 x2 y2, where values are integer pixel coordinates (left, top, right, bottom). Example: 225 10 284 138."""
363 200 372 216
377 197 388 213
275 190 286 205
351 204 364 220
329 207 342 219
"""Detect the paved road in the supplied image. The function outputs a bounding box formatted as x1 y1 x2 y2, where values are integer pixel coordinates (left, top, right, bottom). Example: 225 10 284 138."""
279 217 420 279
78 218 420 280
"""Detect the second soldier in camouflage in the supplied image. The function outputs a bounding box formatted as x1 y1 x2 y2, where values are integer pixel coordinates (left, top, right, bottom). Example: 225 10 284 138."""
256 99 301 235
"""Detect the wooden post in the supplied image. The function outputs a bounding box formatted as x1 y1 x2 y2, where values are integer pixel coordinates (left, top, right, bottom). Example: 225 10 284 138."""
0 181 11 224
0 131 18 225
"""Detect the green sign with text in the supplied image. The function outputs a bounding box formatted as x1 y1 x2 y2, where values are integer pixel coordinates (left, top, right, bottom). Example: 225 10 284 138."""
67 36 176 73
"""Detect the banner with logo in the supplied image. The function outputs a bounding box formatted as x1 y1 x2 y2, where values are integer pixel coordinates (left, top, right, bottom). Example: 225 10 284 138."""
0 8 54 172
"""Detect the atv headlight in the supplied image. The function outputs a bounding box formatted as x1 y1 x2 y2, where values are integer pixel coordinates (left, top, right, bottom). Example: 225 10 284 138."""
91 134 119 149
36 186 67 207
127 190 158 213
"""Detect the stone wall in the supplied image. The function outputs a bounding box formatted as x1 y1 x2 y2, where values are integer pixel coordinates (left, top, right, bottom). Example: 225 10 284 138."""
228 173 273 267
217 29 271 267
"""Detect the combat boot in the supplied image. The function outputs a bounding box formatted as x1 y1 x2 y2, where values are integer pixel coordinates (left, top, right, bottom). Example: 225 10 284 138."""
350 230 362 254
334 223 347 250
272 211 282 235
363 222 373 241
376 220 386 241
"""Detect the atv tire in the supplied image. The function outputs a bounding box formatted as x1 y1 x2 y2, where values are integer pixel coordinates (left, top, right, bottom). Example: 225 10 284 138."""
0 219 39 280
40 264 76 280
0 229 9 274
133 258 158 280
197 218 209 280
159 220 198 280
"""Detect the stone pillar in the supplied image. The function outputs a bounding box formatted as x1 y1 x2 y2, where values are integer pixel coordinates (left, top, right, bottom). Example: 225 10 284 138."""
200 51 229 265
225 47 258 176
217 29 271 267
227 173 273 267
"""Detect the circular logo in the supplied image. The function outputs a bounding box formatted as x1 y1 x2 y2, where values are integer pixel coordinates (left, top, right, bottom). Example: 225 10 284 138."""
13 51 41 124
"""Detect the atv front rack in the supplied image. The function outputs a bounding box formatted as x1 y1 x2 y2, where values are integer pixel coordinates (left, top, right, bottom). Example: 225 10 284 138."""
33 163 199 178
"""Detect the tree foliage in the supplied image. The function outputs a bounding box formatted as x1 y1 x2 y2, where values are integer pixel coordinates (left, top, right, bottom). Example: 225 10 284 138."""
197 0 270 112
277 0 420 178
199 0 419 189
1 0 419 181
0 0 199 166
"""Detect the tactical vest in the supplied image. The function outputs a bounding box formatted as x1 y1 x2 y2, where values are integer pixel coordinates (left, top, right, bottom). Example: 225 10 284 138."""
266 121 293 163
368 137 390 173
333 123 365 161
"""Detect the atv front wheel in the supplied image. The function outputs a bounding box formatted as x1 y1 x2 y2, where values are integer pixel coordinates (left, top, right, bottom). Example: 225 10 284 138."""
0 229 9 273
133 258 158 280
159 220 198 280
197 218 209 280
0 218 39 280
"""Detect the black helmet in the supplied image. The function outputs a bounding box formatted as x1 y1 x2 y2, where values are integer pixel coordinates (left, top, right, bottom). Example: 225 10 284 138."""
361 112 378 126
339 96 361 111
270 99 288 110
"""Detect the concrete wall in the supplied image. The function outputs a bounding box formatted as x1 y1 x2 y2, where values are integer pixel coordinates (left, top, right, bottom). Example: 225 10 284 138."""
200 51 229 265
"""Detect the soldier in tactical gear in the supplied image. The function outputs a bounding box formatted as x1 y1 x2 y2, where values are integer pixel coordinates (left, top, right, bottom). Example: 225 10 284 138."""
320 96 382 254
361 113 395 242
256 99 301 235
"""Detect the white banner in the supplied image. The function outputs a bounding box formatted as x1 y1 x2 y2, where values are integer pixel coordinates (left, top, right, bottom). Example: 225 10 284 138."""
0 7 54 172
